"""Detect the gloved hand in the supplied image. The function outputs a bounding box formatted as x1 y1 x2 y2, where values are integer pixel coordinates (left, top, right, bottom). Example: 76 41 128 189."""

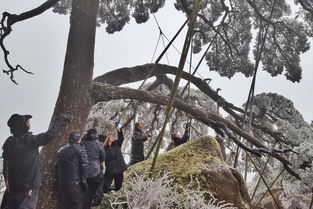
114 120 120 127
144 133 151 138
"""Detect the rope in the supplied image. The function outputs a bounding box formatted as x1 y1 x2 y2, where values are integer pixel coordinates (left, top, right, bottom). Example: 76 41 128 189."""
152 14 170 64
180 26 220 97
149 0 202 175
186 36 193 129
101 19 189 145
161 32 204 79
251 143 276 200
233 0 277 168
150 31 162 63
255 168 285 207
161 34 170 64
248 153 282 209
145 15 223 157
309 191 313 209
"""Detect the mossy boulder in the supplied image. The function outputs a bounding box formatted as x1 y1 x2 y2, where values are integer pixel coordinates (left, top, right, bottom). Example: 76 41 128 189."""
126 136 251 209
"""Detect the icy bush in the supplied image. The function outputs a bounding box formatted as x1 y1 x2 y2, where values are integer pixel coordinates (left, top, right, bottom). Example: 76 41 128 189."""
243 93 313 205
101 172 237 209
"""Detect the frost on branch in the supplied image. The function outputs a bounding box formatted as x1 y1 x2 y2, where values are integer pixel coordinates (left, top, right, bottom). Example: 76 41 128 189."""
102 172 237 209
87 83 215 157
53 0 166 33
245 93 313 204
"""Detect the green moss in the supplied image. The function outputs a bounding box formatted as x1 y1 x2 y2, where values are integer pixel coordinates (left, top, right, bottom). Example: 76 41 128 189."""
124 135 251 209
126 136 223 188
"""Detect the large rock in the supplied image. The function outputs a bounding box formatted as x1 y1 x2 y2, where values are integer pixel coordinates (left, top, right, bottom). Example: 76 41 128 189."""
126 136 251 209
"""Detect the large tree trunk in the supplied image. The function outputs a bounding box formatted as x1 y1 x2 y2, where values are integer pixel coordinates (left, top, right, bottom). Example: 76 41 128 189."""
37 0 99 207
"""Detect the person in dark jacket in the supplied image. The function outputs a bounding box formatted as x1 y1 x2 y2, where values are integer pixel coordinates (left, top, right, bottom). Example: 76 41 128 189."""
129 122 150 166
57 131 88 209
82 129 105 209
172 123 190 147
102 128 127 193
1 113 70 209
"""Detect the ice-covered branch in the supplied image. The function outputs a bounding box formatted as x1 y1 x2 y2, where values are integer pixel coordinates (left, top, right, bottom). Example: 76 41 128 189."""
91 82 300 179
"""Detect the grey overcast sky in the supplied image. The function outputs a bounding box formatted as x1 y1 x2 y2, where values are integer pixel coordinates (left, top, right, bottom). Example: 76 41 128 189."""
1 0 312 146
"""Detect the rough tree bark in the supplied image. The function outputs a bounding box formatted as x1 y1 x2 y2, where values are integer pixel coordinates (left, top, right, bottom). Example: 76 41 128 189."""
37 0 100 208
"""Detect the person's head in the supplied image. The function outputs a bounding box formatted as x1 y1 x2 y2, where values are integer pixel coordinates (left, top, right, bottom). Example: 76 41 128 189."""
174 133 182 139
99 133 116 146
68 131 81 143
107 135 115 144
85 128 99 141
7 114 32 136
135 122 144 130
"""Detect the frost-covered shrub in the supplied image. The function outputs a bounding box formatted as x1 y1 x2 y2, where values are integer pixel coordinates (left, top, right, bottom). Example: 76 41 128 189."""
241 93 313 205
101 172 237 209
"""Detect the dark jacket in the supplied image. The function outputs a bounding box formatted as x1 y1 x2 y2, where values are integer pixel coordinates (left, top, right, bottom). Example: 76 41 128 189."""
172 126 189 147
2 116 68 193
129 128 148 165
82 140 105 178
104 130 127 174
57 143 89 186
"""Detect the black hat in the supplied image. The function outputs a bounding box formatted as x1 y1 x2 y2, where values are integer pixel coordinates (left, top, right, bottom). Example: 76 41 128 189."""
86 129 98 140
7 114 32 128
7 114 32 136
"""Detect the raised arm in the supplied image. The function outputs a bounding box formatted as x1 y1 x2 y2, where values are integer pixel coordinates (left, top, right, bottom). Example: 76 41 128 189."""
27 114 70 147
99 143 106 163
132 130 148 143
181 124 190 143
116 129 124 146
